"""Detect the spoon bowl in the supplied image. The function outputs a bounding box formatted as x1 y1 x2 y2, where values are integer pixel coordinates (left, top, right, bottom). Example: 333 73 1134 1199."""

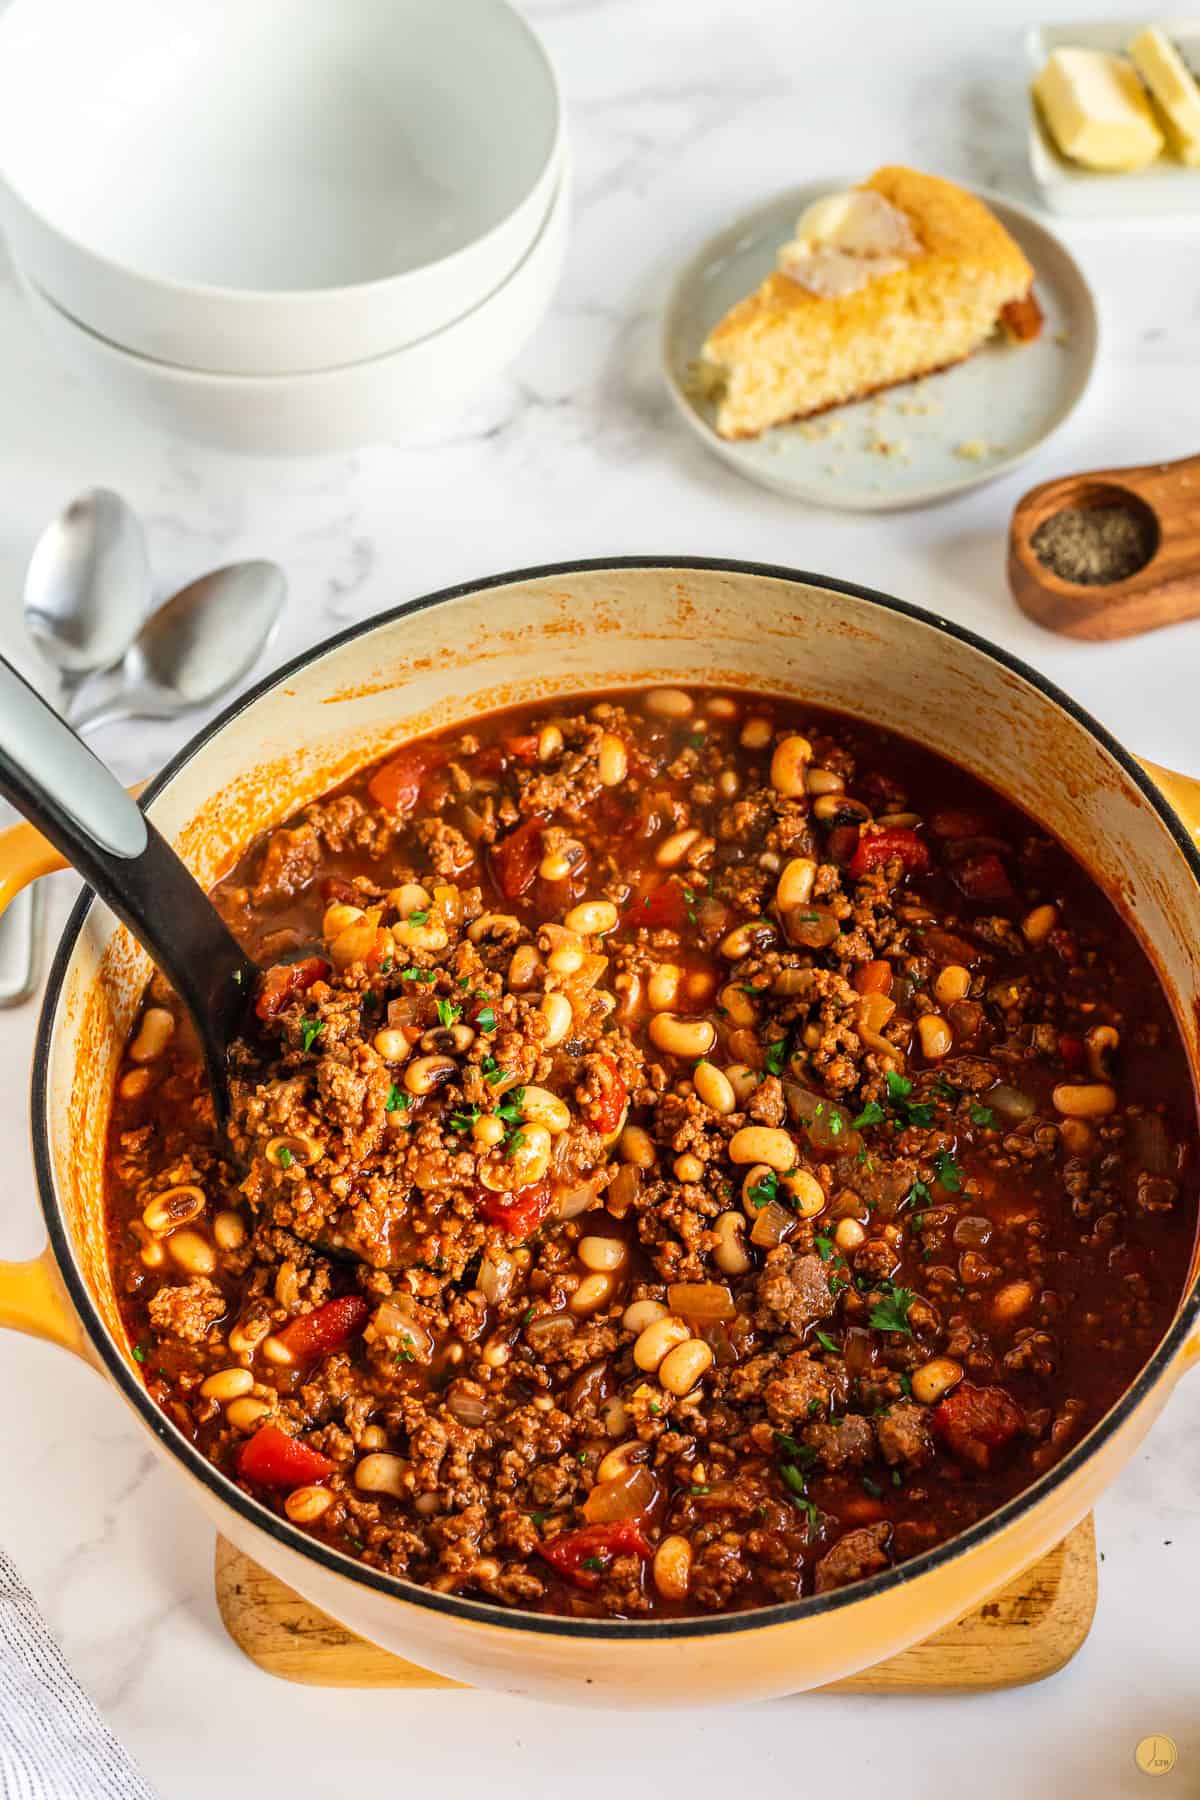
23 487 151 681
66 560 286 733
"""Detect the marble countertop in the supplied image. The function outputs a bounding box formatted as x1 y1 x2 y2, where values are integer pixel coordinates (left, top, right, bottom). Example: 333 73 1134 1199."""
1 0 1198 1793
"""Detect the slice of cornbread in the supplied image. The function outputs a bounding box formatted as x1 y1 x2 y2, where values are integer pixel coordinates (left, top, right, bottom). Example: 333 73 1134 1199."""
700 167 1040 442
1130 26 1200 162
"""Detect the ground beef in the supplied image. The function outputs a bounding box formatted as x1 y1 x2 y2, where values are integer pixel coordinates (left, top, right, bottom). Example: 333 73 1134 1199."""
147 1278 226 1344
814 1523 893 1593
755 1249 835 1335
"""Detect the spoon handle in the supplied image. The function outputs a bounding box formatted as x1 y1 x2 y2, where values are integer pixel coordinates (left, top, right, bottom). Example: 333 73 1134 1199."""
0 653 255 1109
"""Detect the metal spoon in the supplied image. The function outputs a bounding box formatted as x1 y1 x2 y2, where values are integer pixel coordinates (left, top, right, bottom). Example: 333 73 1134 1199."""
0 489 151 1006
0 654 256 1125
64 561 287 733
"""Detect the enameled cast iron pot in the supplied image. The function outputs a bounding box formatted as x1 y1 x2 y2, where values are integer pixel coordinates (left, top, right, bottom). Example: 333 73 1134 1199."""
1 559 1197 1706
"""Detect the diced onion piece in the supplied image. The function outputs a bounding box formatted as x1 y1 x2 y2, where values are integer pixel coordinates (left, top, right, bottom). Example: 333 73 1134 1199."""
784 1083 859 1154
553 1175 605 1220
988 1083 1036 1122
582 1464 658 1525
843 1325 875 1376
857 993 896 1034
372 1298 434 1362
750 1198 795 1247
667 1281 735 1322
605 1163 642 1218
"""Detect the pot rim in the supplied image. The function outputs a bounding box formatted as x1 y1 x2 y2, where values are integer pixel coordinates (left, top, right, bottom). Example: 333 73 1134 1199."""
33 555 1200 1642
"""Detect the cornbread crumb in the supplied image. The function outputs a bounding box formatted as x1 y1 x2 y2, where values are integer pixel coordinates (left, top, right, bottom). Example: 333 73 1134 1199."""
955 439 990 461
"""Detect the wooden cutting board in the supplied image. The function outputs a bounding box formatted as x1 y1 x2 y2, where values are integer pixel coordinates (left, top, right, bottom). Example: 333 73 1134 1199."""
214 1513 1096 1693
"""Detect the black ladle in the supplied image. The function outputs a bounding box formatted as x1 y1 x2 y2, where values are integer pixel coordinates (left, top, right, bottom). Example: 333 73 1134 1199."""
0 653 257 1123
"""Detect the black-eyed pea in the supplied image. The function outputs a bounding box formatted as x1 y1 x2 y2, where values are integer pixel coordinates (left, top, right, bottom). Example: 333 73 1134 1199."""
508 943 543 990
618 1124 657 1168
911 1357 963 1404
389 882 432 916
622 1298 668 1334
226 1396 272 1431
213 1209 247 1251
644 687 693 719
467 912 521 945
569 1272 613 1314
473 1114 506 1149
649 1013 716 1059
331 919 384 968
1022 903 1058 945
142 1184 205 1236
834 1218 866 1252
916 1014 953 1060
119 1068 153 1101
655 827 701 868
769 735 813 798
404 1055 457 1097
934 964 971 1006
780 1168 825 1218
740 717 773 751
539 992 574 1048
578 1236 628 1273
392 913 449 953
521 1085 572 1134
724 1063 758 1106
167 1229 215 1276
992 1279 1036 1325
372 1028 410 1062
632 1314 691 1371
658 1338 713 1396
647 963 682 1012
200 1366 254 1402
653 1534 693 1601
1058 1117 1093 1155
597 1439 644 1482
564 899 618 937
775 857 817 911
729 1126 796 1170
597 733 627 786
285 1485 334 1525
537 724 563 762
712 1210 750 1275
1052 1082 1116 1119
805 767 844 796
354 1453 408 1498
322 900 366 937
673 1153 704 1183
719 982 757 1027
129 1006 175 1064
693 1061 736 1115
1085 1025 1119 1079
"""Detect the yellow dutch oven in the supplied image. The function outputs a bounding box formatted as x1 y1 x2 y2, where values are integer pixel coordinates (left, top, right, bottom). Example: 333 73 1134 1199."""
0 559 1197 1705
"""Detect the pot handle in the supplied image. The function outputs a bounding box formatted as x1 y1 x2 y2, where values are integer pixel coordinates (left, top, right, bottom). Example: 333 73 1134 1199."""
0 1247 87 1357
0 783 148 917
1139 759 1200 1378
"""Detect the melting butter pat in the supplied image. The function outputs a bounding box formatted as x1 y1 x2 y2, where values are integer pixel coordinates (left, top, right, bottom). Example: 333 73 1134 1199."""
777 190 920 298
1130 26 1200 160
1034 46 1164 170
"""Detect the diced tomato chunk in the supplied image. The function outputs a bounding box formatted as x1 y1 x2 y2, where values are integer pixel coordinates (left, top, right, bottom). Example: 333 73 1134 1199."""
237 1424 333 1491
1058 1032 1085 1072
319 875 358 904
255 955 330 1021
366 744 445 816
951 853 1014 904
931 1382 1023 1471
852 960 893 997
502 733 541 764
849 826 932 881
583 1055 627 1137
490 814 549 900
536 1520 653 1588
825 825 860 867
275 1294 370 1363
479 1177 553 1240
631 879 689 932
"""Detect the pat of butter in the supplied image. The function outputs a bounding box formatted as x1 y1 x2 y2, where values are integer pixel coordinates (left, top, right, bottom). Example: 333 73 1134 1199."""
1130 26 1200 152
1034 46 1164 171
777 189 920 298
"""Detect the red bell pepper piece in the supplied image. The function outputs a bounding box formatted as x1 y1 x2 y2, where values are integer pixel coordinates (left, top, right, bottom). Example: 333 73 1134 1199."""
582 1055 627 1136
849 826 932 880
825 824 860 867
931 1382 1023 1471
366 744 445 816
490 814 550 900
631 879 689 932
1058 1032 1085 1072
951 853 1014 904
255 955 330 1021
237 1424 333 1490
536 1520 653 1588
479 1176 553 1240
275 1294 370 1363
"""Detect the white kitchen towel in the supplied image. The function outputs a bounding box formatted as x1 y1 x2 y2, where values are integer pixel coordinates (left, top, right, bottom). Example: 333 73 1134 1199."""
0 1550 159 1799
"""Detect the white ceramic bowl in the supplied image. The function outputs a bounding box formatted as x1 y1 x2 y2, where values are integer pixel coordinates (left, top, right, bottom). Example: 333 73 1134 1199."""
17 168 568 455
0 0 563 375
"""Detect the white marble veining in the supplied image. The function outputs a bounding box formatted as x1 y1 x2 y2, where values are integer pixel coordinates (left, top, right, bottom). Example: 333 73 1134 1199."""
1 1 1198 1793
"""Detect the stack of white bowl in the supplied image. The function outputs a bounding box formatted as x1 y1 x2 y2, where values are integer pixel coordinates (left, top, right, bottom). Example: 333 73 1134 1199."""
0 0 565 455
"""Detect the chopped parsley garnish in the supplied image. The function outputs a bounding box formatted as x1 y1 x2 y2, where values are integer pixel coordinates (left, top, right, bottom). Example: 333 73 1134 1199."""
828 1111 844 1137
689 1484 712 1495
506 1129 527 1155
862 1475 884 1499
934 1150 963 1192
779 1462 809 1499
131 1344 147 1363
892 1468 903 1487
475 1004 496 1033
688 731 706 749
581 1555 605 1573
681 885 698 924
779 1461 822 1530
932 1078 959 1102
435 999 461 1028
481 1056 509 1086
746 1168 778 1210
394 1336 415 1363
276 1146 294 1169
773 1433 817 1467
899 1372 913 1399
401 968 436 983
900 1177 932 1211
969 1103 995 1128
869 1285 916 1336
853 1099 886 1130
300 1017 325 1053
828 1274 847 1297
814 1232 835 1262
497 1089 527 1125
407 909 429 924
885 1067 935 1128
448 1105 481 1133
763 1037 789 1077
521 1305 535 1326
815 1330 841 1355
385 1083 409 1113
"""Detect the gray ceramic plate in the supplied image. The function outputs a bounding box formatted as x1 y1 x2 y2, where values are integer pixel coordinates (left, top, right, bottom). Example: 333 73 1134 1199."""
662 181 1099 511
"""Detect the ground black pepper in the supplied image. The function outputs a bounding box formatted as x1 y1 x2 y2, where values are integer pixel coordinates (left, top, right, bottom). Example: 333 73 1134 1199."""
1030 504 1155 585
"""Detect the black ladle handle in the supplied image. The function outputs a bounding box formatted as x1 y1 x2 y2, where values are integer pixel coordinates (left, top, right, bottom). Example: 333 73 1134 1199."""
0 653 256 1117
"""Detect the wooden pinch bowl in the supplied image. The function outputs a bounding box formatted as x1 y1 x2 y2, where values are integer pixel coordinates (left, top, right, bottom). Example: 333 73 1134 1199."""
1009 454 1200 640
